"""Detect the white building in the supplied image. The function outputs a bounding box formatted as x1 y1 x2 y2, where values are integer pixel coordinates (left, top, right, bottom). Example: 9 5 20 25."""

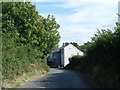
48 44 83 67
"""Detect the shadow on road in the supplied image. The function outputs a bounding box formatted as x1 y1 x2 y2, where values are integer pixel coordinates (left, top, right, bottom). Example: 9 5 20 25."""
21 68 94 88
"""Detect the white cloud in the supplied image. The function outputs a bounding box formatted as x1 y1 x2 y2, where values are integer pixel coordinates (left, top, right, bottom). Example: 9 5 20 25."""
63 2 117 22
52 8 117 46
34 0 119 46
62 0 119 8
30 0 70 2
58 23 98 46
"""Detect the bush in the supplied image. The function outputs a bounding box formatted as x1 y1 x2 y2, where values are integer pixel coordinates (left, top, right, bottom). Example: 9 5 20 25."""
65 23 120 88
69 55 81 63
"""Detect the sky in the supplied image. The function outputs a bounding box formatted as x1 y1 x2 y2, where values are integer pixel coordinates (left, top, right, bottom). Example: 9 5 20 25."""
31 0 120 47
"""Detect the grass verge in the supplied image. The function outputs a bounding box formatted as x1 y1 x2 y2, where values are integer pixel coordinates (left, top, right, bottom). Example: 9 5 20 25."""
2 69 49 88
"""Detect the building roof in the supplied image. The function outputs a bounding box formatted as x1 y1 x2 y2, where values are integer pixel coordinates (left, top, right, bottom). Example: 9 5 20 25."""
54 44 68 52
54 44 80 52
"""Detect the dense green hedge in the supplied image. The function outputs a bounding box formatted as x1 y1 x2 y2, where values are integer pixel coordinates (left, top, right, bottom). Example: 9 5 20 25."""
2 2 60 80
65 22 120 88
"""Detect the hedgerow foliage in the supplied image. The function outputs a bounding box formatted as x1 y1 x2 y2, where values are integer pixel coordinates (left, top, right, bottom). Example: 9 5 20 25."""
65 22 120 87
2 2 60 80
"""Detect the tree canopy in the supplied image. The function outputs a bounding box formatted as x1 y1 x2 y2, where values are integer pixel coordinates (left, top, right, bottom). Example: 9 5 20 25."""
2 2 60 80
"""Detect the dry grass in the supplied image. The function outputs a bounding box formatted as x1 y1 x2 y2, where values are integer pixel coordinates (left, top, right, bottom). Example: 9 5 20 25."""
2 69 48 88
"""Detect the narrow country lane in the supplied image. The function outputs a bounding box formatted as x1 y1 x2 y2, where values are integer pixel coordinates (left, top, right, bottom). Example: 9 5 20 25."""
20 68 92 88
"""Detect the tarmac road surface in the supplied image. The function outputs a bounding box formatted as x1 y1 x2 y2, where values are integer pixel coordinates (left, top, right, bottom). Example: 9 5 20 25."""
21 68 92 88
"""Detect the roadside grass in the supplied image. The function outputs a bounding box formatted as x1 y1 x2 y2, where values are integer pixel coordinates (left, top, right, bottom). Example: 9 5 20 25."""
2 69 49 88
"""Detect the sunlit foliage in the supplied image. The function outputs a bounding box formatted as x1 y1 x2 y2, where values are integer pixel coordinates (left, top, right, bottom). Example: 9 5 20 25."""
2 2 60 79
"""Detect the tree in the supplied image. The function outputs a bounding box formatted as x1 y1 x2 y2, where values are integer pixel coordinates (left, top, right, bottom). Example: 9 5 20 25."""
2 2 60 80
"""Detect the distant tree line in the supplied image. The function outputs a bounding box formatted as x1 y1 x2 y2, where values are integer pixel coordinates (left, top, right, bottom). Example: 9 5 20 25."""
62 42 80 49
2 2 60 80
